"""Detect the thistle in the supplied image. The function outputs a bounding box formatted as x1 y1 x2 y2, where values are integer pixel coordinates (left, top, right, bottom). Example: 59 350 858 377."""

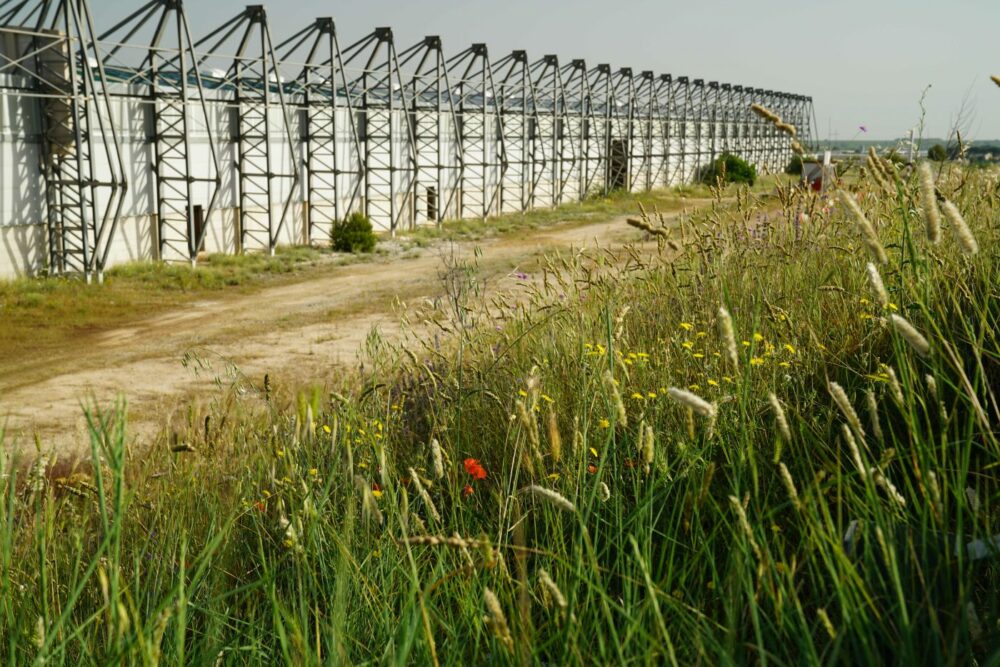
890 314 931 357
917 162 941 243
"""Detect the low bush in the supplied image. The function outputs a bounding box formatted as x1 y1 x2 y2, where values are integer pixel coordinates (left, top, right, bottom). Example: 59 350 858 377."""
331 211 377 253
701 152 756 186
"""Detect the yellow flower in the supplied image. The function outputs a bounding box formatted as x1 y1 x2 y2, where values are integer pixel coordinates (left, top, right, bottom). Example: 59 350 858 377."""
682 341 695 350
636 352 650 359
680 322 694 331
753 333 764 342
541 394 554 404
547 473 560 481
779 362 791 368
276 449 285 458
631 392 645 400
696 331 708 338
750 357 765 366
647 391 657 399
372 489 383 499
722 376 733 383
693 353 705 359
707 379 719 387
518 389 528 397
322 424 332 434
598 418 611 429
589 447 599 458
309 468 319 476
688 384 701 391
742 340 751 347
783 344 796 354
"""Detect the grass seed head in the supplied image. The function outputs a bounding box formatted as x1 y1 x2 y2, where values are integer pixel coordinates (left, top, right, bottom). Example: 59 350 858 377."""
483 588 514 651
718 306 740 371
941 200 979 255
890 314 931 357
430 438 444 480
768 392 792 443
917 162 942 243
667 387 717 418
865 262 890 310
522 484 576 512
829 381 866 441
837 190 888 264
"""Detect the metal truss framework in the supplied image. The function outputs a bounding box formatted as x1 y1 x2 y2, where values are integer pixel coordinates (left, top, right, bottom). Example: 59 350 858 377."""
0 0 815 279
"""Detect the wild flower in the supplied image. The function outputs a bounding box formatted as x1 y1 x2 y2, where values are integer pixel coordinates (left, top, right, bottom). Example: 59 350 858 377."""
464 458 487 480
890 314 931 357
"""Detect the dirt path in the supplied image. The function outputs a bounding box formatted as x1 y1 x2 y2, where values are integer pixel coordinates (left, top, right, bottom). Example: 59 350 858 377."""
0 213 668 455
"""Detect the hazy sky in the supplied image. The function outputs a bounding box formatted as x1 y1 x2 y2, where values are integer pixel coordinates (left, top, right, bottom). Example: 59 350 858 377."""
93 0 1000 141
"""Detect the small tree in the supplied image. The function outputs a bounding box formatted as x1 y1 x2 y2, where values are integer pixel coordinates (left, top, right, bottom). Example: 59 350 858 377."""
331 212 377 253
927 144 947 162
702 153 756 187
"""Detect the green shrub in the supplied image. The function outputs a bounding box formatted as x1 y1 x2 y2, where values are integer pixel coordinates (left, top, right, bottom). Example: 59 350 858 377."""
331 212 377 253
927 143 947 162
785 154 803 175
701 153 756 186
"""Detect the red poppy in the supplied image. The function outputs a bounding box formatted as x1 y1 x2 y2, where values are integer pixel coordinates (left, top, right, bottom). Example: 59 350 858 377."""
254 500 266 512
624 458 636 469
464 458 487 480
462 484 474 498
587 463 598 474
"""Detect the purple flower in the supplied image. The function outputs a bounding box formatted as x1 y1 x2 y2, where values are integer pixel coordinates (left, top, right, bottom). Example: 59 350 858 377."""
514 271 529 281
859 125 868 133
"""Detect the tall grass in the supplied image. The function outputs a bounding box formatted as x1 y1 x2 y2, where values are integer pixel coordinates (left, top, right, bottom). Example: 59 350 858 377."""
2 163 999 664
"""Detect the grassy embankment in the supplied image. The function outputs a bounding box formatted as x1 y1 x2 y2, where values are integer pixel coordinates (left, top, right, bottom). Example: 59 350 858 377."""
2 165 999 663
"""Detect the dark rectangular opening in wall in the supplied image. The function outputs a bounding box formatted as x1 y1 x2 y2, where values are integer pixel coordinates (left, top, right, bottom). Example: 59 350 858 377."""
193 204 205 252
609 139 628 191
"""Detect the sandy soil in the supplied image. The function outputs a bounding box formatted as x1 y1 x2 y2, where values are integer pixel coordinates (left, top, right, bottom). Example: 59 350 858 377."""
0 214 672 456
